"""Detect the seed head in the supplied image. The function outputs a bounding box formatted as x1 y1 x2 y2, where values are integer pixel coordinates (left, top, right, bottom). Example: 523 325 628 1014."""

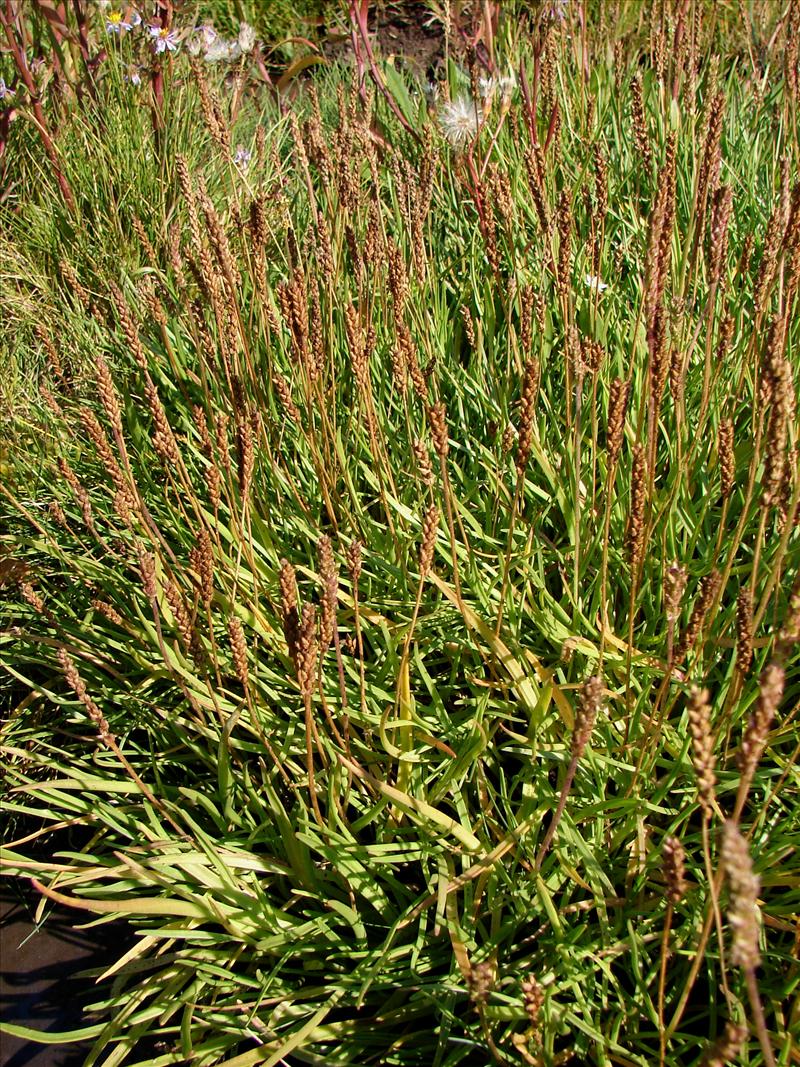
318 535 338 653
274 373 301 425
19 582 44 614
628 444 647 570
347 540 363 586
461 305 476 348
48 501 68 529
663 835 687 903
630 76 652 174
606 377 630 466
710 185 733 284
515 357 539 478
191 528 214 605
92 599 124 627
700 1021 747 1067
419 504 440 578
280 559 300 662
739 662 784 782
413 439 434 487
428 402 449 460
556 191 572 297
58 648 112 745
296 603 318 697
721 821 761 969
438 94 479 150
718 418 735 497
467 959 494 1007
687 686 716 817
165 579 193 650
735 588 753 675
675 570 721 662
593 142 608 222
137 544 157 600
228 616 249 690
571 675 602 760
59 261 90 310
775 572 800 663
664 562 688 624
57 459 96 536
236 417 254 499
521 975 543 1028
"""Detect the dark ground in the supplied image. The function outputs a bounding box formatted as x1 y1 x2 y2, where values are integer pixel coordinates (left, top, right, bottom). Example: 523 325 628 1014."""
0 882 130 1067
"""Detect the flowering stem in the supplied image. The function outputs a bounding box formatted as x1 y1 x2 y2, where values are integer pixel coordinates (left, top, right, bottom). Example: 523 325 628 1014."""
745 967 776 1067
349 0 421 144
70 0 96 98
534 755 578 871
657 900 673 1067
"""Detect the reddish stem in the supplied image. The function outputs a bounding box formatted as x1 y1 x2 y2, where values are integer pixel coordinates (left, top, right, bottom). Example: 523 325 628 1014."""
349 0 421 143
1 0 75 212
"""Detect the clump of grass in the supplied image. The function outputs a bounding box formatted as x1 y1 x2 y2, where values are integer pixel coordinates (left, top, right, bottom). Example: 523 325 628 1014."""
1 2 799 1066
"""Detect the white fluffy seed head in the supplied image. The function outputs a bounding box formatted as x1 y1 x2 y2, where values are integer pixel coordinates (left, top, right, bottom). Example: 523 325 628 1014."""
438 94 479 150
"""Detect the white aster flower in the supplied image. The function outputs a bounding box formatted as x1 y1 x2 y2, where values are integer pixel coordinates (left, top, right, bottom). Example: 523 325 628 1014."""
234 145 251 171
238 21 256 53
585 274 608 292
0 77 13 100
438 93 479 150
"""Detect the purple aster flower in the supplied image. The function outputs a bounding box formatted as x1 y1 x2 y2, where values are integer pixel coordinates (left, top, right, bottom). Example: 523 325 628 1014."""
234 146 252 171
149 25 179 53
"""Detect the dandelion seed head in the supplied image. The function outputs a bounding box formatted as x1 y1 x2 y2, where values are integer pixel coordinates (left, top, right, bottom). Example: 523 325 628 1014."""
497 73 516 106
439 94 479 150
585 274 608 292
238 22 256 54
205 35 240 62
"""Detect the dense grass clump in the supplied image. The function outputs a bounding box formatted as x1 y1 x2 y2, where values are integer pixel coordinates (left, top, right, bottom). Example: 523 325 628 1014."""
1 2 799 1065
